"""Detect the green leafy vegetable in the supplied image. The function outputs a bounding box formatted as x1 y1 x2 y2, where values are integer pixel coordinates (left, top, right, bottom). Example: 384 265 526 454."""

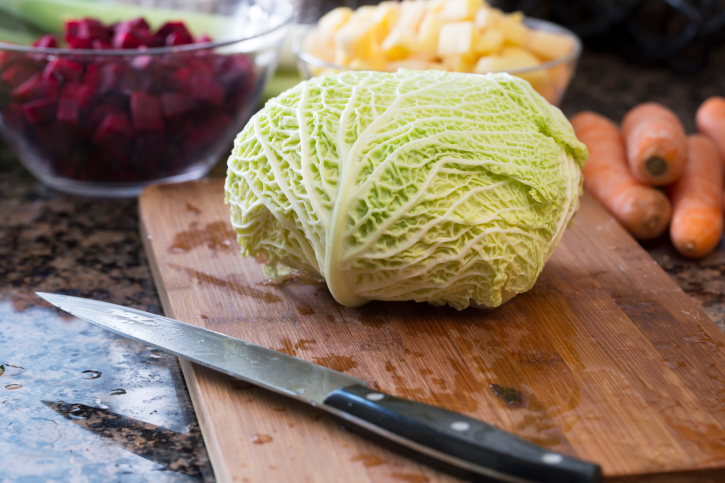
226 70 587 309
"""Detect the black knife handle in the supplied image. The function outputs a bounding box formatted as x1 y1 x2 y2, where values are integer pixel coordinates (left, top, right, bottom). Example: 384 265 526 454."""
323 385 602 483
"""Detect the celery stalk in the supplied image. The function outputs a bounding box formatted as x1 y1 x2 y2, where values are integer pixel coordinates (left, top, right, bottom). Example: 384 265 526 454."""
0 0 246 39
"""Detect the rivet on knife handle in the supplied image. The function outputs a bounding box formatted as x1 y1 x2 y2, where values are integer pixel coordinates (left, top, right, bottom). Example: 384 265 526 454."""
323 385 602 483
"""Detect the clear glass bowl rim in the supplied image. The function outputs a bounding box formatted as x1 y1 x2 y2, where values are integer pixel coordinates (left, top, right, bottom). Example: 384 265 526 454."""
292 16 582 76
0 0 295 56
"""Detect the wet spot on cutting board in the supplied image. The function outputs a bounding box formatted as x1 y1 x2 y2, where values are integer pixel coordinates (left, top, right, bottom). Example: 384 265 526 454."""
272 338 297 356
294 339 317 351
170 264 280 303
312 355 359 373
167 220 235 254
490 384 522 405
186 203 201 215
251 433 272 444
297 306 314 315
351 454 386 467
391 473 429 482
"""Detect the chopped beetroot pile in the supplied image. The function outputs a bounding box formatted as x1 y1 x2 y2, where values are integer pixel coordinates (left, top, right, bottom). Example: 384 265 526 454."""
0 17 254 184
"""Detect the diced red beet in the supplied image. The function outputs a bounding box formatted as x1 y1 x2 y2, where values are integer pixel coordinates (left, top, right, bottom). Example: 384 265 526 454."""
57 99 79 125
11 73 41 101
43 58 84 83
115 17 150 34
77 18 109 42
83 63 100 86
113 31 143 49
22 98 57 124
160 92 197 119
131 55 152 70
0 50 19 69
65 34 92 49
201 110 232 145
1 63 38 88
186 57 213 79
190 79 225 106
66 20 80 37
130 92 164 131
119 68 153 94
93 112 132 143
32 34 58 48
92 39 112 50
165 31 193 47
169 67 193 90
32 76 60 100
61 82 94 108
34 122 75 157
85 63 124 94
154 21 193 46
196 34 212 43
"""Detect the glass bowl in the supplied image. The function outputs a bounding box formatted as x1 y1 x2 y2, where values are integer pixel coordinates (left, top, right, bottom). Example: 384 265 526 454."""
0 0 293 197
293 17 581 107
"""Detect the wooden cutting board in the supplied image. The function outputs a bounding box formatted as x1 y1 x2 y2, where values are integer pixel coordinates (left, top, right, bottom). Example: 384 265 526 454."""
139 178 725 483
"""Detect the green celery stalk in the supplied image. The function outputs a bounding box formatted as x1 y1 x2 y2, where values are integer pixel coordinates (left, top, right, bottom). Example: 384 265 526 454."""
0 0 246 39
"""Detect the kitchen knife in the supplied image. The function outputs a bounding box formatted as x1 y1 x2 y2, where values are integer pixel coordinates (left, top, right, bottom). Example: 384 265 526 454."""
37 292 602 483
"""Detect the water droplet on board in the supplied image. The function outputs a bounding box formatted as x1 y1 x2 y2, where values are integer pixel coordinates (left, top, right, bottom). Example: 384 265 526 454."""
297 306 314 315
490 384 522 405
251 433 273 444
110 388 126 396
4 384 22 390
82 370 101 380
351 454 386 467
93 398 109 409
69 405 87 419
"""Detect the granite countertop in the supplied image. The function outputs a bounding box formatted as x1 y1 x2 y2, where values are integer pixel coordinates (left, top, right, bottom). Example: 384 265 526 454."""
2 46 725 483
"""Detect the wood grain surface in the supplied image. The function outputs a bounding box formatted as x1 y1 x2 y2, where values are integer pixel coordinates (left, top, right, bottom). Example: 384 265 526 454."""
139 178 725 483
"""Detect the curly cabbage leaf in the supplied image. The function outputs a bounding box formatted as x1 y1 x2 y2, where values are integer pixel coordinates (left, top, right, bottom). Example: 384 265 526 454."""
225 70 587 310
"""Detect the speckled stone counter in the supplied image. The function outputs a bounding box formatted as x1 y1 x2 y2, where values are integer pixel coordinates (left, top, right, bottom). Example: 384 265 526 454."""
2 46 725 482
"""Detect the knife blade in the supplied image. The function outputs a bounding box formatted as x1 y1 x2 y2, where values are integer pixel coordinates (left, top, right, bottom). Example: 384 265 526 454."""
36 292 602 483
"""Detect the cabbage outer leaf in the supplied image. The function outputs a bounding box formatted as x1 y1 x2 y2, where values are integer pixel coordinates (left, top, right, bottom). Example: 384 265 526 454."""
225 70 587 310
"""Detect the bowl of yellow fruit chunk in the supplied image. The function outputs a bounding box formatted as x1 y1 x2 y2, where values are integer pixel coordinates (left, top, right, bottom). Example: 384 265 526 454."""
293 0 581 106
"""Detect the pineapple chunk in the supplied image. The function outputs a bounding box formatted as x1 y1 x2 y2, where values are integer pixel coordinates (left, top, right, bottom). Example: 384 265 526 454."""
442 54 475 72
440 0 483 21
500 13 527 45
474 47 538 72
525 29 574 60
428 0 448 14
474 7 502 30
373 2 401 37
473 29 503 55
381 2 427 60
417 12 444 56
334 7 384 61
304 30 336 63
318 7 353 35
385 58 434 72
501 46 540 65
437 21 475 57
349 55 387 71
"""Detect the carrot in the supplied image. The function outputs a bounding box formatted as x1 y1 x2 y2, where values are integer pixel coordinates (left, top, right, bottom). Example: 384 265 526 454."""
696 97 725 175
667 135 723 258
571 111 671 240
621 102 687 186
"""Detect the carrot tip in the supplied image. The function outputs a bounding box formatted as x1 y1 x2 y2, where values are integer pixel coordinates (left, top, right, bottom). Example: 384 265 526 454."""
645 157 668 176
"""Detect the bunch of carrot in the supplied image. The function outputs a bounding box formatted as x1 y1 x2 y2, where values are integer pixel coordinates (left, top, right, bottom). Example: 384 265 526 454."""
571 99 725 258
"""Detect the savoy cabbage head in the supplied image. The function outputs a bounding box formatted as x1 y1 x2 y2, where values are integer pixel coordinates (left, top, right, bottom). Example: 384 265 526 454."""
225 70 587 310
